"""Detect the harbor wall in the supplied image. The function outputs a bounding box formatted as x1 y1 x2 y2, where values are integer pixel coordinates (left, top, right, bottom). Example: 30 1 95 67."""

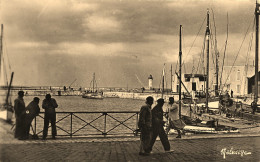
1 89 182 102
103 92 180 101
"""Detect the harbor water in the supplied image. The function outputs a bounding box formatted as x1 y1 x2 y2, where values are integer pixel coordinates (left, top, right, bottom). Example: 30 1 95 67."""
23 96 145 112
24 96 146 137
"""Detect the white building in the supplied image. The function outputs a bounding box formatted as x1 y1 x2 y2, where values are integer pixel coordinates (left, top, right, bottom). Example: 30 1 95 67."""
172 65 255 96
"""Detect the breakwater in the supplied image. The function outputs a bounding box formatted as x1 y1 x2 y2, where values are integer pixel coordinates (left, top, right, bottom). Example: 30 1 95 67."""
1 89 182 101
103 92 181 102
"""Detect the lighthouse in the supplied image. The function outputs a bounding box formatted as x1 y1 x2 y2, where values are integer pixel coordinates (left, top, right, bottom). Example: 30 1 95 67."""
148 74 153 90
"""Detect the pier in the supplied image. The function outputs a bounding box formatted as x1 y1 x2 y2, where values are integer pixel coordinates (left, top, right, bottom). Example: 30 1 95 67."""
0 118 260 161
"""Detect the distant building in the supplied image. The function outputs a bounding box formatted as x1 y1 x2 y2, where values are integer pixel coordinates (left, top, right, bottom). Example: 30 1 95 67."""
172 65 257 96
209 65 255 96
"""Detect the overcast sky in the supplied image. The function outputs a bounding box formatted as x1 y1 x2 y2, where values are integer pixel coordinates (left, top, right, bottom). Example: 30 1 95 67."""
0 0 258 88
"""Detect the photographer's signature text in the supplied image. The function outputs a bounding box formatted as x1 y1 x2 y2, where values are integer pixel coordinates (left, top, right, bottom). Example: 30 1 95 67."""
220 147 252 159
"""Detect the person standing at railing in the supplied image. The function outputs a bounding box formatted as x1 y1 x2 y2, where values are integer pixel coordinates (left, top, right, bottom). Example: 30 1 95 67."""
138 96 154 156
14 90 26 140
42 94 58 140
24 97 40 139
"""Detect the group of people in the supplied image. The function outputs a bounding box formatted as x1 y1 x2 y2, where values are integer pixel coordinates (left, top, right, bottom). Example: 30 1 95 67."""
14 91 58 140
138 96 185 156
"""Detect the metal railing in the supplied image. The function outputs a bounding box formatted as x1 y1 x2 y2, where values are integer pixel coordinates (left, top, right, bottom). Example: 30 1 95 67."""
32 111 140 138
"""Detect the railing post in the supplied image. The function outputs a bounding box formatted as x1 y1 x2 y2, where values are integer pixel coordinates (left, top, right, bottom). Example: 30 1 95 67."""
70 112 72 138
136 113 138 131
135 112 139 136
103 112 107 137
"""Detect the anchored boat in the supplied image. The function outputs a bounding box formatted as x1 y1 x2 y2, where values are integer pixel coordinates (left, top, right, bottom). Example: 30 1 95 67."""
82 73 104 99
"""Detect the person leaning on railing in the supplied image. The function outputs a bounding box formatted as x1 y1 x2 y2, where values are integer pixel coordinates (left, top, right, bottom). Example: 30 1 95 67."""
24 97 40 139
42 94 58 140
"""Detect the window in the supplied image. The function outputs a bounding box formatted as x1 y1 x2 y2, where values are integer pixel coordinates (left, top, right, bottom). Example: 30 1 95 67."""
185 77 190 82
237 85 241 94
237 70 241 81
192 82 196 91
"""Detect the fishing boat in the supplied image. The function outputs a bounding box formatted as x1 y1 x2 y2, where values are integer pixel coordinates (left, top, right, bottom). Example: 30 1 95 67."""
167 12 241 135
0 24 14 123
82 73 104 99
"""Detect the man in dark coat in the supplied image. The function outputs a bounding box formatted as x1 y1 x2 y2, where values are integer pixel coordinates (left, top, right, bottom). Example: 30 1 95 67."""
24 97 40 139
42 94 58 140
14 91 26 140
149 98 173 153
138 96 154 156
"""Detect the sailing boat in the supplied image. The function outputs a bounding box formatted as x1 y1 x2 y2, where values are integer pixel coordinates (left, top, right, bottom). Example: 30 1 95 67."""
166 24 238 135
82 73 104 99
0 24 14 123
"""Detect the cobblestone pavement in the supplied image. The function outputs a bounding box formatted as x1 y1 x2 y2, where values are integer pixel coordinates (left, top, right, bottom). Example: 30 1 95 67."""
0 136 259 162
1 119 260 162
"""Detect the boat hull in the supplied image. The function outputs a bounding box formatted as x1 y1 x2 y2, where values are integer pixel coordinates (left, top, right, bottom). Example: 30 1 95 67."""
0 105 14 122
82 93 104 99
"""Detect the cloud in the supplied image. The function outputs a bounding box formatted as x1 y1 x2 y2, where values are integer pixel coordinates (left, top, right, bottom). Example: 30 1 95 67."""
84 15 121 33
1 0 258 87
53 42 125 56
12 41 49 48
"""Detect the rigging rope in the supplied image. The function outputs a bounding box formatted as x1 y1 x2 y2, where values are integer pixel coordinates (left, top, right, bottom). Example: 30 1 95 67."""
220 13 229 90
211 8 218 55
1 39 12 86
181 15 206 67
222 14 255 89
210 30 216 69
3 57 9 86
3 40 11 71
196 33 206 74
243 17 255 95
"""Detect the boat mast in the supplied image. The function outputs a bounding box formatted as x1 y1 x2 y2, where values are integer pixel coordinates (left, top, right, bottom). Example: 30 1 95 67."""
6 72 14 105
206 10 210 112
0 24 3 79
255 2 259 104
93 73 95 92
162 64 165 98
170 64 172 92
179 25 182 118
215 52 219 96
213 10 219 96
